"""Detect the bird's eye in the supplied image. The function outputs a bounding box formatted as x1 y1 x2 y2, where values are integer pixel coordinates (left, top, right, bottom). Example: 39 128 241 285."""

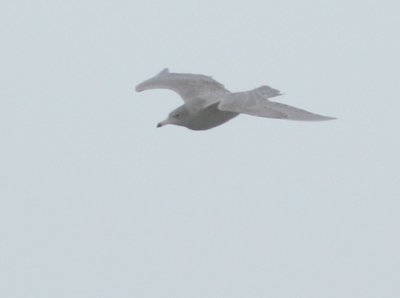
174 113 180 118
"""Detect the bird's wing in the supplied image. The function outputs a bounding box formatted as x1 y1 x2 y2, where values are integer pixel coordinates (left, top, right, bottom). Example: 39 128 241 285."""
218 86 335 121
135 68 229 104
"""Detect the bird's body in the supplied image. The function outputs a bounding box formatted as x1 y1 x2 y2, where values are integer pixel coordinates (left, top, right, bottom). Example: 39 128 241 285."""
177 102 238 131
136 68 335 130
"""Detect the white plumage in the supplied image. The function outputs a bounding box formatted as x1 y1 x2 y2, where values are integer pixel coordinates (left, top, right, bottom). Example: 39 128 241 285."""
136 68 335 130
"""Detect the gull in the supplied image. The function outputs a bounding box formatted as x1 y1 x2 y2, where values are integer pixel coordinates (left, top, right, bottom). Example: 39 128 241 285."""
136 68 335 130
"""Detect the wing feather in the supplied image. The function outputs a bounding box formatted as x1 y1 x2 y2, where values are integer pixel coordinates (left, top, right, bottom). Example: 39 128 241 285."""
136 68 229 104
218 86 335 121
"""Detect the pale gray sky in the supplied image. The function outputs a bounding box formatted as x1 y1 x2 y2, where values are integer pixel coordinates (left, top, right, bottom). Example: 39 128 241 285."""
1 0 399 297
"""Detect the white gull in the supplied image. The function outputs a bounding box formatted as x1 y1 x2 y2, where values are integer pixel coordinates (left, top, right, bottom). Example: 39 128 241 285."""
136 68 335 130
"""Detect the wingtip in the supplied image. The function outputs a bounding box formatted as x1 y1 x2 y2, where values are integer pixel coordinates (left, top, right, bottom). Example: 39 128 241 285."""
311 115 337 121
135 81 146 92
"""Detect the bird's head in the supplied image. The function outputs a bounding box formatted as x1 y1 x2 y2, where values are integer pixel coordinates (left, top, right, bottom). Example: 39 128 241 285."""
157 105 190 128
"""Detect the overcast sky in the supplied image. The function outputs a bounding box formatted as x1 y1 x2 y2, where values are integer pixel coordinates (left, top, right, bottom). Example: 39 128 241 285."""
1 0 399 297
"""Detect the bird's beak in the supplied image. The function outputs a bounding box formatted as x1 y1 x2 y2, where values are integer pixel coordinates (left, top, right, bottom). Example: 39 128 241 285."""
156 119 169 128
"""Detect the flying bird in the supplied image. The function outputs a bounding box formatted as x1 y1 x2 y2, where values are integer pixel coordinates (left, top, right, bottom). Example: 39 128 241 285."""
136 68 335 130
